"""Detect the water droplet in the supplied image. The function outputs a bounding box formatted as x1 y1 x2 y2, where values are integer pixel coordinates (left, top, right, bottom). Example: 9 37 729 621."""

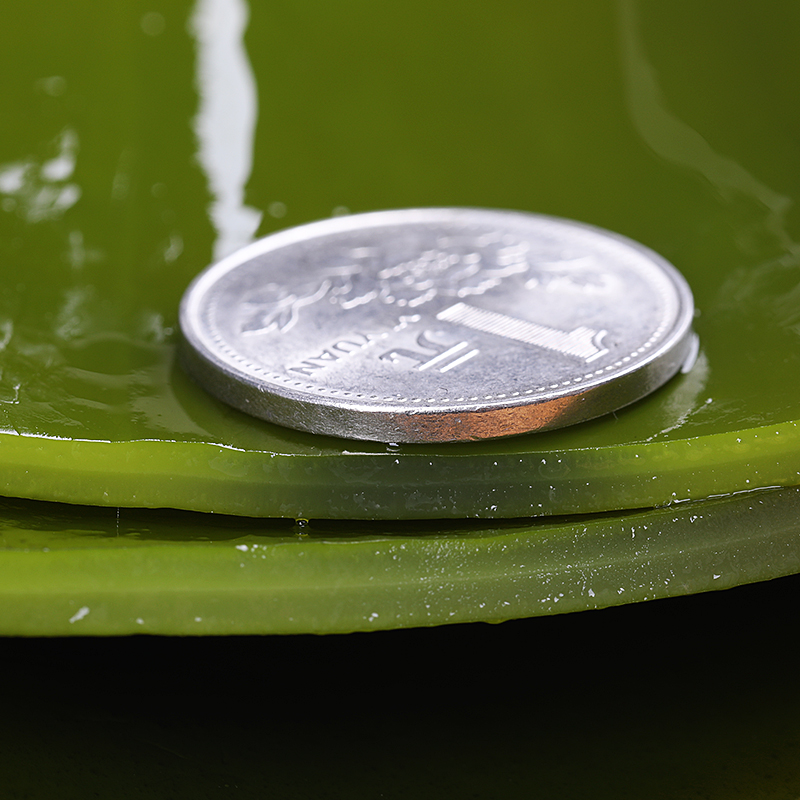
141 12 166 36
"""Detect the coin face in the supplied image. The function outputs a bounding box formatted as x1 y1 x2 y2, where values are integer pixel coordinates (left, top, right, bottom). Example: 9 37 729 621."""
180 209 696 443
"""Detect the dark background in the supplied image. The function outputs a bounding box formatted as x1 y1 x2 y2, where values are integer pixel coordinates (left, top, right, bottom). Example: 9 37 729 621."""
2 573 799 799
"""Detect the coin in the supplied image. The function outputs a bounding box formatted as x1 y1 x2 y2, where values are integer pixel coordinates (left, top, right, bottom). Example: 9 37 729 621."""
180 208 696 443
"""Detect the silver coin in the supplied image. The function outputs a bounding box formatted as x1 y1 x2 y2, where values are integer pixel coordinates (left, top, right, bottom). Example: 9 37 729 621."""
180 208 696 443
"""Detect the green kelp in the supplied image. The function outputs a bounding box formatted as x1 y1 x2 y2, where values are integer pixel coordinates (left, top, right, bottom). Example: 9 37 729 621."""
0 1 799 518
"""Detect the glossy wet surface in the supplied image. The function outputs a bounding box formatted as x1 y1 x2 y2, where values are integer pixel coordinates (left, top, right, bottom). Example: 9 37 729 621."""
0 0 798 622
1 1 799 516
1 486 799 635
2 6 800 792
0 0 798 607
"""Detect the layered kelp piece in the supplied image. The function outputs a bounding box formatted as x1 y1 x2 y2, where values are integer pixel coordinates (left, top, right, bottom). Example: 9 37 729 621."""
2 415 800 518
1 486 799 635
1 2 799 516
